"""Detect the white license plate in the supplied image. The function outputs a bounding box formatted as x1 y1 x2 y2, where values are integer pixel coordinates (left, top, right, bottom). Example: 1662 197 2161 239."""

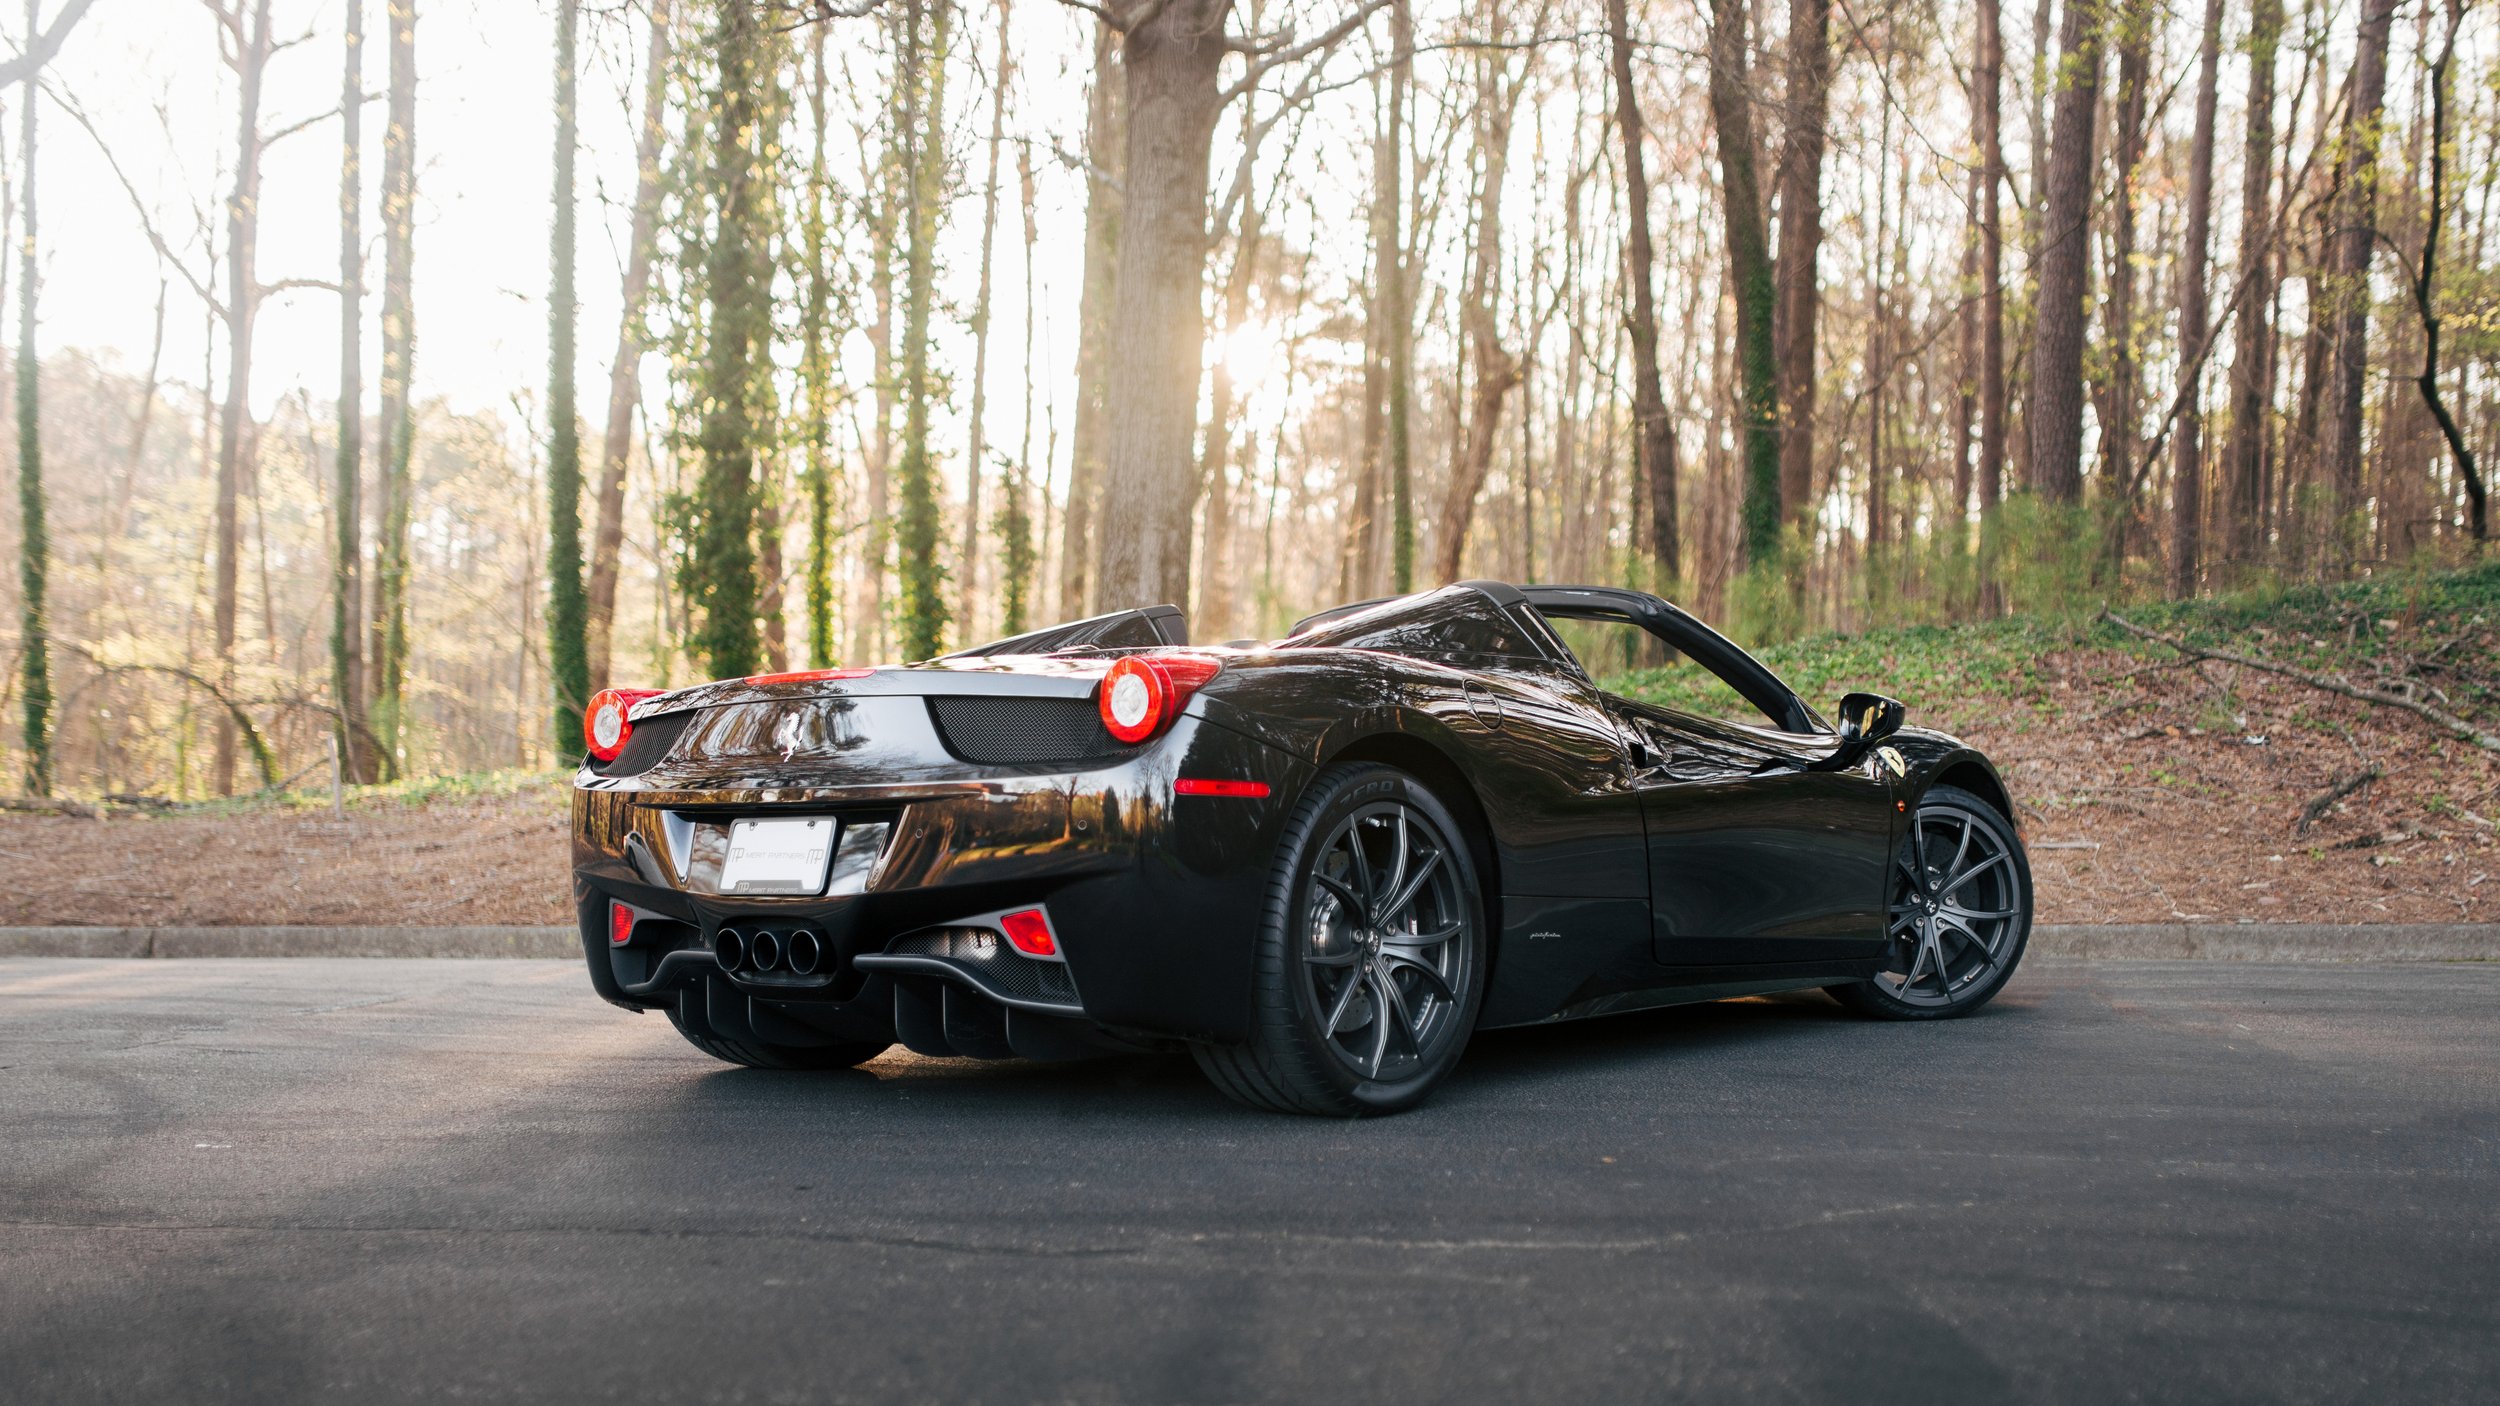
718 817 838 896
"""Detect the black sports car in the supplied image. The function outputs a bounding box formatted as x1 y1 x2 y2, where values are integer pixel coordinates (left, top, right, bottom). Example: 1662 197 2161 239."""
570 581 2032 1115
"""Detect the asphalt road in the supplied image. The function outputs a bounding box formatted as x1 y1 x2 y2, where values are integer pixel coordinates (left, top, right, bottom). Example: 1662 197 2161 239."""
3 957 2495 1405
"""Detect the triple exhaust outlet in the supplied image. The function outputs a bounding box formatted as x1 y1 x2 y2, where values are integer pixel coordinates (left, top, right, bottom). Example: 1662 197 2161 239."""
713 925 825 977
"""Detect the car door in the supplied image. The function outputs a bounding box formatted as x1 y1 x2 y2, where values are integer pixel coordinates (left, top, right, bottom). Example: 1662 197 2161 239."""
1606 697 1895 966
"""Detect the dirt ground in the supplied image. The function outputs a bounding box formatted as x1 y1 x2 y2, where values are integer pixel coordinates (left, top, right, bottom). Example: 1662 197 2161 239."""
1 648 2492 928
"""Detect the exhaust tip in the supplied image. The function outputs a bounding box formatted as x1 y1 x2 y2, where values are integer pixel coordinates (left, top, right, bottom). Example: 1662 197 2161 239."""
713 927 746 972
787 929 823 976
750 929 784 973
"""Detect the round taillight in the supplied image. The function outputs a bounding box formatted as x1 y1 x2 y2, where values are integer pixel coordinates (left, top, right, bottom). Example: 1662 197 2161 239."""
1099 657 1169 744
583 687 659 762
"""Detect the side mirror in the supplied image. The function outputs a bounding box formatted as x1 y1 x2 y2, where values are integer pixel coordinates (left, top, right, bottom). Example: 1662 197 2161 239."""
1808 691 1906 772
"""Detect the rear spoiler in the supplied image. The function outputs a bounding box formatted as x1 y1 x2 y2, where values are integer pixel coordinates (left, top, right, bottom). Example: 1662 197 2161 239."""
945 604 1188 659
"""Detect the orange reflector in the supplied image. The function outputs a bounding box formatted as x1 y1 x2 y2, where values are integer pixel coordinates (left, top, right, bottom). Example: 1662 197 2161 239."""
1174 778 1270 798
609 901 635 946
998 908 1056 957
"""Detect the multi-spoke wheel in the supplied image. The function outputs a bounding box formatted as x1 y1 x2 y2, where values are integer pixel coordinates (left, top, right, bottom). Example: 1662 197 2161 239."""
1827 783 2032 1020
1193 764 1487 1115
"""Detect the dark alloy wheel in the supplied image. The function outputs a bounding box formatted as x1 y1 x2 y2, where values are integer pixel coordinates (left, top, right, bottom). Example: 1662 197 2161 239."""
1194 764 1487 1115
1827 783 2032 1020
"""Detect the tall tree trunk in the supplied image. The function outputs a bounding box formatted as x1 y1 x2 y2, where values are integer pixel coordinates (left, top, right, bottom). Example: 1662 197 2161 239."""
687 0 770 678
2026 0 2103 504
333 0 372 781
1771 0 1829 528
546 0 589 745
1060 20 1121 619
1706 0 1781 563
2321 0 2400 560
1385 0 1415 592
1954 169 1979 544
2097 0 2150 499
1434 29 1527 585
588 0 669 689
1607 0 1679 583
2224 0 2281 564
14 0 46 796
370 0 414 772
1975 0 2006 604
1095 0 1230 610
799 11 835 666
1342 75 1390 601
2412 0 2487 539
2168 0 2223 596
959 0 1011 638
894 0 953 657
1198 102 1265 641
212 0 274 795
1001 133 1039 632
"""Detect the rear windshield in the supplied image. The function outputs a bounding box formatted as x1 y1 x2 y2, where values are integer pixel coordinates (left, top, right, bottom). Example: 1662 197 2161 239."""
1286 587 1547 662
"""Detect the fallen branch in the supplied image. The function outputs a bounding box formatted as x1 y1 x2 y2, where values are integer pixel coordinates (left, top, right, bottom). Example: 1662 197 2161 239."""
0 795 98 818
2297 767 2382 835
2101 612 2500 754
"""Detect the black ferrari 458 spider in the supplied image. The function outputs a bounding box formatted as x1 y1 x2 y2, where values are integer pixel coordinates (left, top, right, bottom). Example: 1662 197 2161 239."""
570 581 2032 1115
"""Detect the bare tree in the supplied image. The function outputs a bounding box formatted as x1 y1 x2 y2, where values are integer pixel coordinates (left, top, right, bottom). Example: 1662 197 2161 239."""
2168 0 2224 595
2319 0 2400 557
370 0 416 763
331 0 373 780
2408 0 2487 539
1605 0 1675 582
959 0 1013 638
1058 19 1120 620
1771 0 1829 529
2223 0 2281 565
588 0 670 691
1706 0 1780 564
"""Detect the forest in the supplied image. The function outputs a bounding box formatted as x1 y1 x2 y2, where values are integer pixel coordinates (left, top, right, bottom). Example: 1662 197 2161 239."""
0 0 2492 801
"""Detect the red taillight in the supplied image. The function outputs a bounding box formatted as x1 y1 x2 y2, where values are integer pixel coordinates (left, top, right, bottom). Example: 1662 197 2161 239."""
1174 778 1270 798
609 900 635 946
1097 653 1223 744
583 687 661 762
743 667 877 685
999 908 1057 957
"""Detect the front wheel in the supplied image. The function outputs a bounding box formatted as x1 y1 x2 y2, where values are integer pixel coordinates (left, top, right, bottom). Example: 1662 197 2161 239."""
1826 783 2033 1020
1194 764 1488 1116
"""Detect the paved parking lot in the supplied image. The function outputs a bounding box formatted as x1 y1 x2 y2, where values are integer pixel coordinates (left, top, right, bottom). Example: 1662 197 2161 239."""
3 956 2495 1403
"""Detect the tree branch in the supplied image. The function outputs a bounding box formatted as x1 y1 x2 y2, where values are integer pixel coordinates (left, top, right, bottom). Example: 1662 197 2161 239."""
2101 612 2500 754
0 0 99 88
1222 0 1390 103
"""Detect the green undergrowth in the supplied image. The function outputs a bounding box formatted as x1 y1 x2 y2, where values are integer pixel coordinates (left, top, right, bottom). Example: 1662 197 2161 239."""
94 766 568 820
1608 560 2500 725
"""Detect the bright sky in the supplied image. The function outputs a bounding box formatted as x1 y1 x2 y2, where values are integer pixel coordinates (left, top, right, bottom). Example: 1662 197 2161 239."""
29 0 1106 461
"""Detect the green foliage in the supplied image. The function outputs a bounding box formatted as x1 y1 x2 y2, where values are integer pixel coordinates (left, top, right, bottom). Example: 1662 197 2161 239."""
1607 560 2500 728
16 89 48 797
664 0 790 682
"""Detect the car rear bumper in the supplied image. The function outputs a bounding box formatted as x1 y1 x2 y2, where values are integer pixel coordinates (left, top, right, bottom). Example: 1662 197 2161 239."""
570 714 1313 1047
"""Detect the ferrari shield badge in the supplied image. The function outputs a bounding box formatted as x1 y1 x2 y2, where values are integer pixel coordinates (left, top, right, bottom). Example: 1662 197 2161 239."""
1876 746 1907 778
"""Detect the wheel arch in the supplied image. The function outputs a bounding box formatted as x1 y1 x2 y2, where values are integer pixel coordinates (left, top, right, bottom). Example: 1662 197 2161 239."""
1316 731 1506 964
1925 753 2017 831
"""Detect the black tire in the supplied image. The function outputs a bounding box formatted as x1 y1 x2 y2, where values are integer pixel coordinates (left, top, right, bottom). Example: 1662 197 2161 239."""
1193 763 1489 1116
665 1005 889 1070
1826 782 2033 1020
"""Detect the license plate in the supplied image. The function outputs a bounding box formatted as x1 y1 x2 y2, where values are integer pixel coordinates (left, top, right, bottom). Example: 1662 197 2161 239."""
718 817 838 895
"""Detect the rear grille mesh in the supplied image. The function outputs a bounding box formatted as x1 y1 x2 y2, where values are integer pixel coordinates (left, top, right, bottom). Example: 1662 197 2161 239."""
928 696 1131 766
888 928 1082 1007
598 710 694 777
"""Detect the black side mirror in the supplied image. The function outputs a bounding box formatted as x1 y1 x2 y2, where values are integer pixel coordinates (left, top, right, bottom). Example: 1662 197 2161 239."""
1808 691 1906 772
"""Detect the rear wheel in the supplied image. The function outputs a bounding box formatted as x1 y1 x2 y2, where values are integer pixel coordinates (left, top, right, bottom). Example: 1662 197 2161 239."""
1826 783 2032 1020
1193 763 1487 1116
665 1006 889 1070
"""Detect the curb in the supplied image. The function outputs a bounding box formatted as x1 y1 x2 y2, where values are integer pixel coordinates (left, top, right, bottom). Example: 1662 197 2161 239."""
0 925 578 959
2 923 2496 962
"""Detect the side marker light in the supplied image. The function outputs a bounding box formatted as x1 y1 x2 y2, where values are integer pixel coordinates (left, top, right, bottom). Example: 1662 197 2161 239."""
1174 778 1271 798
